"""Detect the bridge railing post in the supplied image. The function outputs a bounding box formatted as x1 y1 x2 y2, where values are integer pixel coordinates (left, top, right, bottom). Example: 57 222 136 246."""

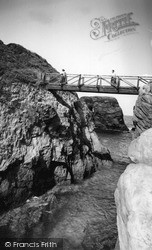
78 74 82 87
137 77 140 90
117 76 120 90
96 75 100 91
96 75 99 86
81 76 84 86
99 77 102 86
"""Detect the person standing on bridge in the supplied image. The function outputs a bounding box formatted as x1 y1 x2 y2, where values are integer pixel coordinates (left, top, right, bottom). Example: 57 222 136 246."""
111 70 116 86
60 69 67 85
111 69 119 89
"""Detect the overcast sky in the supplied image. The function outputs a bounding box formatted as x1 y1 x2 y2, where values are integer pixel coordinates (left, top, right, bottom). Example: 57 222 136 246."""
0 0 152 115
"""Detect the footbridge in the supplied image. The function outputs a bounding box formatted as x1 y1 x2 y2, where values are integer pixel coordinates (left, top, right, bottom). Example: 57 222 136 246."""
43 73 152 95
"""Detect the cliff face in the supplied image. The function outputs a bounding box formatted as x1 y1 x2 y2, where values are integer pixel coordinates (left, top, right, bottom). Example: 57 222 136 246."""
80 96 128 132
115 128 152 250
0 41 112 212
133 84 152 137
0 40 58 83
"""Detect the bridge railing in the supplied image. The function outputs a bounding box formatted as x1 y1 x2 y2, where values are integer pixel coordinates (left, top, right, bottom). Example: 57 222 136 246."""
66 74 152 90
42 73 152 92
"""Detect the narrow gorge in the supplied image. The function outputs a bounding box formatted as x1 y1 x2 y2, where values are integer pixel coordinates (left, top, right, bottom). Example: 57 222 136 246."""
2 40 146 250
0 40 124 249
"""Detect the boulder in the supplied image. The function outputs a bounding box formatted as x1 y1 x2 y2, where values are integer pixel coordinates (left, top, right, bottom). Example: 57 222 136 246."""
115 128 152 250
115 163 152 250
0 41 112 213
80 96 128 132
128 128 152 165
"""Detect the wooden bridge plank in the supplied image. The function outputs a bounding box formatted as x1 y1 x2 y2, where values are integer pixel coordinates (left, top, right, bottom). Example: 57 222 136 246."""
46 84 139 95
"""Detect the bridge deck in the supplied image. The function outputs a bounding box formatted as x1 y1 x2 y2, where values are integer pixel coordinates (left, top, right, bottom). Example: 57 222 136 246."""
46 83 138 95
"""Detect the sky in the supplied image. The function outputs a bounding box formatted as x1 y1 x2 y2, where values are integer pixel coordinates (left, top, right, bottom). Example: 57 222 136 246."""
0 0 152 115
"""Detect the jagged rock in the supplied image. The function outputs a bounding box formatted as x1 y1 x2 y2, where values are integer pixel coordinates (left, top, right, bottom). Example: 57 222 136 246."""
0 190 57 238
128 128 152 165
115 128 152 250
0 39 58 83
133 84 152 137
0 168 119 248
0 41 112 212
80 96 128 132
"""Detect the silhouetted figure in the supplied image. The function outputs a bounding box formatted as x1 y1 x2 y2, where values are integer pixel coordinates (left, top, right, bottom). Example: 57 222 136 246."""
111 70 120 89
111 69 117 86
60 69 67 85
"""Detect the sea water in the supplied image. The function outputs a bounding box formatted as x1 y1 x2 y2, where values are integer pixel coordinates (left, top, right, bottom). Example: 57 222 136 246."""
31 124 133 249
1 118 133 250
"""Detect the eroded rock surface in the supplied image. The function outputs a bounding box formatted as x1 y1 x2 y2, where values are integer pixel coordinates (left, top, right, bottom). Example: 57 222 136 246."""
0 41 112 213
0 168 120 249
128 128 152 165
80 96 128 132
0 40 58 83
133 83 152 137
115 128 152 250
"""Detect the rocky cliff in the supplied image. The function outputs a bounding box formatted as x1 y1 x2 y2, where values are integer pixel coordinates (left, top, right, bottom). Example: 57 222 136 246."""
0 40 58 83
133 83 152 137
0 41 112 214
80 96 128 132
115 128 152 249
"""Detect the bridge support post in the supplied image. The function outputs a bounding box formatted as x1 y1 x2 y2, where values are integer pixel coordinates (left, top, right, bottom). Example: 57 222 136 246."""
78 74 82 88
81 76 84 86
137 77 140 90
96 75 100 92
117 77 120 92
